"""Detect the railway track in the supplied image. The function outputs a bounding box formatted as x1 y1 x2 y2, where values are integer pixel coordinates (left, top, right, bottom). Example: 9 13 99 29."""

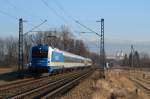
0 69 92 98
0 73 70 98
129 77 150 94
136 77 150 85
41 69 93 99
0 77 34 88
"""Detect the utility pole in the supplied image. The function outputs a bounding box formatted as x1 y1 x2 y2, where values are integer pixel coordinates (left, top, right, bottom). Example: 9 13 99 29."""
96 19 105 69
96 18 105 78
18 19 47 76
100 19 105 70
18 18 23 73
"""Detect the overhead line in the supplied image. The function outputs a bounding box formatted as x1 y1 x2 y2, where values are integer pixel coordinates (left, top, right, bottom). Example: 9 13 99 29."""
24 20 47 36
41 0 68 23
6 0 17 11
75 21 101 37
0 9 18 20
41 0 100 39
51 0 100 37
52 0 76 22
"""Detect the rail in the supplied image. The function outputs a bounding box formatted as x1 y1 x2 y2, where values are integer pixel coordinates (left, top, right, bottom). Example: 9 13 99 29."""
0 69 93 98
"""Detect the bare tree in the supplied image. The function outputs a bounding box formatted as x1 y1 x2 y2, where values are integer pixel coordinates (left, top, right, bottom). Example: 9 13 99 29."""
122 54 128 66
140 52 150 68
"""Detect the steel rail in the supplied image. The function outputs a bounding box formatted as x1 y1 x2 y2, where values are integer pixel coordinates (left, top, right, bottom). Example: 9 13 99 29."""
10 69 91 99
0 71 82 98
129 78 150 92
41 70 93 99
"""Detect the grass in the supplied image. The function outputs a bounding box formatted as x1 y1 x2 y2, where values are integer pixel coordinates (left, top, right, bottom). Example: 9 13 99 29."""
61 71 100 99
60 69 150 99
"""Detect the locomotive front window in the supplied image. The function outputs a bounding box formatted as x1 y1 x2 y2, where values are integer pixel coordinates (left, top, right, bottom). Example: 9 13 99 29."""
32 50 48 58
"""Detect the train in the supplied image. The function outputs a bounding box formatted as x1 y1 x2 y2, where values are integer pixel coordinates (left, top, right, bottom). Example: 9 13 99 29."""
28 44 92 73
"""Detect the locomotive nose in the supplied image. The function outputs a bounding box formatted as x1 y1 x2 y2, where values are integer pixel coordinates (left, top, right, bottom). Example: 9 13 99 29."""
31 58 48 66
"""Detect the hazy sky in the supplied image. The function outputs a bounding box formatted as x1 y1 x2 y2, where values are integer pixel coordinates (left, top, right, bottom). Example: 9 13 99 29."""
0 0 150 55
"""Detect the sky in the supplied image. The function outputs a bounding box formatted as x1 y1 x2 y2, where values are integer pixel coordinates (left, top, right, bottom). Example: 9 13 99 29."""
0 0 150 55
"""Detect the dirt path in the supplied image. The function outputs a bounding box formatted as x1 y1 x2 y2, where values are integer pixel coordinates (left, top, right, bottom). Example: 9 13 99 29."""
0 68 13 74
0 68 16 85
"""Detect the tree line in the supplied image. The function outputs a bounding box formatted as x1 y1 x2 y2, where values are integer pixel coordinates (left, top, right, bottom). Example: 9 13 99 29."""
0 26 101 68
122 51 150 68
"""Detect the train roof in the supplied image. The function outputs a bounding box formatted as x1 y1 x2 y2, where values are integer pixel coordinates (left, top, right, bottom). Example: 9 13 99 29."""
33 44 91 60
51 47 84 60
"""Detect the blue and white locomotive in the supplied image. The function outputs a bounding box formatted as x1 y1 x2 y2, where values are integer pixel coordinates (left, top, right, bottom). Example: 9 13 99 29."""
28 44 92 73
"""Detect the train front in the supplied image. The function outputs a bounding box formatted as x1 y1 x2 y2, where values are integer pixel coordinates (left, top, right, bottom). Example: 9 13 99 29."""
29 44 50 73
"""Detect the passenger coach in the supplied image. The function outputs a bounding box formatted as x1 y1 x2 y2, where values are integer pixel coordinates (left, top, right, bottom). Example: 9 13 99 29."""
29 44 92 73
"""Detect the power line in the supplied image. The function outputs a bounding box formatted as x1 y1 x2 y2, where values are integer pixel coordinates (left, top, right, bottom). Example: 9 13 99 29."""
6 0 17 11
41 0 81 37
51 0 99 38
52 0 76 21
5 0 24 19
0 8 45 32
5 0 46 28
24 20 47 36
51 0 84 37
42 0 99 41
75 21 100 37
41 0 68 23
0 9 18 20
52 0 82 30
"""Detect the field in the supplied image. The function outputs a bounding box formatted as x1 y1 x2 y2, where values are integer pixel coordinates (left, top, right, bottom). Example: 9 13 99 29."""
61 69 150 99
0 67 149 99
0 67 17 85
0 68 13 74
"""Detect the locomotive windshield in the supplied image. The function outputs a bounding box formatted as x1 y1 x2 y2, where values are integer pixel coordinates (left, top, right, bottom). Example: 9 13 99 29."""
32 47 48 58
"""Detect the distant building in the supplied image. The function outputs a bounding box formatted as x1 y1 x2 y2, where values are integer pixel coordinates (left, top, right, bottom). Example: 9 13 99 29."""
106 50 125 67
116 50 125 60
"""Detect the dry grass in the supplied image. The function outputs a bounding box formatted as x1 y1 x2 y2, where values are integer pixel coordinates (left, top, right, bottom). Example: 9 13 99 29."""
61 71 100 99
92 70 149 99
0 67 17 85
60 69 149 99
0 68 13 74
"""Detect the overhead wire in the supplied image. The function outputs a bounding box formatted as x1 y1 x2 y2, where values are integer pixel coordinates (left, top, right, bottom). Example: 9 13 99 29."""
1 0 99 39
75 21 100 37
41 0 82 41
41 0 68 24
0 9 45 33
6 0 18 11
51 0 81 32
52 0 76 21
24 20 47 36
0 9 18 20
4 0 46 32
0 1 47 46
51 0 99 37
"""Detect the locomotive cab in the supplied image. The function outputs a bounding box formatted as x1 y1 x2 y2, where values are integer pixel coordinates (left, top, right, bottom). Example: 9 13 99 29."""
29 44 50 73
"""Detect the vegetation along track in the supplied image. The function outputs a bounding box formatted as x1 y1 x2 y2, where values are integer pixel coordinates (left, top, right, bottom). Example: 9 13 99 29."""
0 70 86 98
0 69 93 98
0 74 63 98
40 69 93 99
129 77 150 95
136 77 150 85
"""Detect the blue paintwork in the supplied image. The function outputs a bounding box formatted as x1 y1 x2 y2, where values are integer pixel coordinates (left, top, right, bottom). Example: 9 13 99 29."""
30 45 64 73
31 58 48 67
31 45 48 66
29 44 90 74
32 44 48 52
